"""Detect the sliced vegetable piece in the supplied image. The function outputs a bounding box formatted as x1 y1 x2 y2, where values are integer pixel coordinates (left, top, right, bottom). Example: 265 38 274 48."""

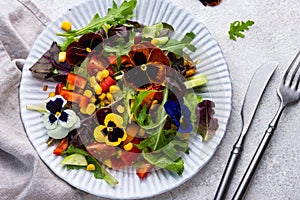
66 73 88 89
53 138 69 155
136 163 153 179
100 76 116 93
58 89 89 107
61 153 88 166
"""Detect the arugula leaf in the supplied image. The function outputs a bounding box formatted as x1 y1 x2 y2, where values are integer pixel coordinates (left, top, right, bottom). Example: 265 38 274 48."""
228 20 255 41
56 0 137 38
62 145 118 187
162 32 196 56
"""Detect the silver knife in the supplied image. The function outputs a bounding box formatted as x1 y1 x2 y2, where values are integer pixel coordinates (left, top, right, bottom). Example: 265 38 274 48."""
214 61 278 200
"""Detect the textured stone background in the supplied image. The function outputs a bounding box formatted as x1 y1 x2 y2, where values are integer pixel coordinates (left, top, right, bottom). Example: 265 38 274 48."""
30 0 300 199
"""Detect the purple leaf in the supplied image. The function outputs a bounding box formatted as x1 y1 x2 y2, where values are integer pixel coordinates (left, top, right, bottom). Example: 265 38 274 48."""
195 100 219 141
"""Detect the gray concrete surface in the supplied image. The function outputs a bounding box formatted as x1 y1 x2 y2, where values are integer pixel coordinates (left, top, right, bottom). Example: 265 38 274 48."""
30 0 300 199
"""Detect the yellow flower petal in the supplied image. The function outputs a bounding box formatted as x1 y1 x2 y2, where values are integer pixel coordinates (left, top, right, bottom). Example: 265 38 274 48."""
105 131 127 147
94 125 106 142
104 113 123 128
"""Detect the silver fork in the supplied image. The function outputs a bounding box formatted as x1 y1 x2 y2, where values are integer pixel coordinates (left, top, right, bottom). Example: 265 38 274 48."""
232 51 300 200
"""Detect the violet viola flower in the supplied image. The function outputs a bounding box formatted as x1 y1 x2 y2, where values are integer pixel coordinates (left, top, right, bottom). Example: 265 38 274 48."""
43 95 80 139
164 99 192 133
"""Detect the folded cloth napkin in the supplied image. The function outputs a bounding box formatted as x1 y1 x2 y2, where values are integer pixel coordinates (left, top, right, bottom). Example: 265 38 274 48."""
0 1 105 199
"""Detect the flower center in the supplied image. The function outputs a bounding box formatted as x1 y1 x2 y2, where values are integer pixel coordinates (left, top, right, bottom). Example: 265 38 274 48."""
141 64 147 71
55 111 61 116
86 47 92 53
107 127 114 132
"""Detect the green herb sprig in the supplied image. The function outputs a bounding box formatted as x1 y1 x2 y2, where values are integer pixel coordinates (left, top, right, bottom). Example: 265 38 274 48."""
228 20 255 41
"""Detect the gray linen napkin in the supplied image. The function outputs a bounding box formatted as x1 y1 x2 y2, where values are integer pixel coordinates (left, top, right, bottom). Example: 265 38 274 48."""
0 1 104 199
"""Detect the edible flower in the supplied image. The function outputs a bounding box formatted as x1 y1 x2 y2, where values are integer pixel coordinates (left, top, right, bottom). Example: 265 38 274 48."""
123 43 170 89
66 32 104 66
43 95 81 139
164 99 192 133
94 113 127 146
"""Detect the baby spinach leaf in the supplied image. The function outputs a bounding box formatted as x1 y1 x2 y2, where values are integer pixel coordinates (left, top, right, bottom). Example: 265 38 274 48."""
142 150 184 175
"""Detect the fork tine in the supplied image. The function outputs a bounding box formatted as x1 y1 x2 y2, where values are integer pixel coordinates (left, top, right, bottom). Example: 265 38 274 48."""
284 51 300 85
289 56 300 87
296 75 300 90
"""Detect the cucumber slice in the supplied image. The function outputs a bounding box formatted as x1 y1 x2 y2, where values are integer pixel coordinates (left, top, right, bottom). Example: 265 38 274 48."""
184 74 208 89
61 153 88 166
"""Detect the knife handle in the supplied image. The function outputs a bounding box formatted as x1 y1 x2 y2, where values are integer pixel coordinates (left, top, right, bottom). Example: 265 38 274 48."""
232 124 276 200
214 145 243 200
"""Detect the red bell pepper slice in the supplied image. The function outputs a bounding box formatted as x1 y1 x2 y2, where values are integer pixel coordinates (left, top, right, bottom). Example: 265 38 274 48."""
58 89 89 108
136 163 153 179
55 82 66 95
53 138 69 155
100 76 116 93
66 73 88 89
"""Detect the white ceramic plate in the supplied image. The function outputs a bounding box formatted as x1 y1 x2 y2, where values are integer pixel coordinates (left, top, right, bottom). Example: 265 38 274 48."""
19 0 232 199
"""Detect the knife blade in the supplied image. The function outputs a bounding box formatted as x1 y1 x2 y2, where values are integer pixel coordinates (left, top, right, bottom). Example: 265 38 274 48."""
214 61 278 200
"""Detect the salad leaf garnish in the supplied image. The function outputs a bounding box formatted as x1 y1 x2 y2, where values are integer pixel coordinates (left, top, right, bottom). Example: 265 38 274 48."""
195 100 219 141
228 20 255 41
162 32 196 56
62 145 118 187
29 42 72 83
142 150 184 175
56 0 137 38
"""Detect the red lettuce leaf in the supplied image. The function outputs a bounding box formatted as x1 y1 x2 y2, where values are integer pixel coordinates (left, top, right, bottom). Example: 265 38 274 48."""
29 42 72 83
195 100 219 141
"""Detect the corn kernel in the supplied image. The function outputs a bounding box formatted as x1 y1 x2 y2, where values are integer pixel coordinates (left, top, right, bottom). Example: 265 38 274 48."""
83 90 93 98
124 142 133 151
80 106 87 114
96 71 103 82
98 93 106 101
48 92 56 98
61 21 72 31
106 92 114 102
89 96 97 104
90 76 97 87
109 85 120 93
86 163 95 171
104 159 112 168
58 52 66 62
100 101 106 107
116 105 125 114
104 98 110 105
86 103 96 115
93 84 102 95
101 69 109 79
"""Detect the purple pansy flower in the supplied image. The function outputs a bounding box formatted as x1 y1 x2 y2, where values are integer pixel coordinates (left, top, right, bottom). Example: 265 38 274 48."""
164 99 192 133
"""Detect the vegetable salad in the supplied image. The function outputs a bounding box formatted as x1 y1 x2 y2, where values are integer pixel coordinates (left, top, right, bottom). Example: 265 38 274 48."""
26 0 218 187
